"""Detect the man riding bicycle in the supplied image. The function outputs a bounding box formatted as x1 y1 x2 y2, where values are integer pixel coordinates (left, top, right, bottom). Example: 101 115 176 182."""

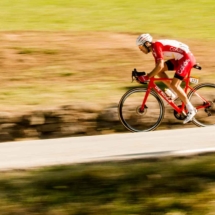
136 33 197 124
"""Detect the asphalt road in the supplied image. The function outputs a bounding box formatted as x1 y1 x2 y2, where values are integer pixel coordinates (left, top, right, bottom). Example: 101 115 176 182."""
0 126 214 170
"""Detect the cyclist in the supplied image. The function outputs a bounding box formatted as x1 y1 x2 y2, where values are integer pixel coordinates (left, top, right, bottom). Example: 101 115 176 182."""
136 33 197 124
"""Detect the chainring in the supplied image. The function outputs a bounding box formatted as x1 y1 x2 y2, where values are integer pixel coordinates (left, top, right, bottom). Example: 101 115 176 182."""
173 105 186 120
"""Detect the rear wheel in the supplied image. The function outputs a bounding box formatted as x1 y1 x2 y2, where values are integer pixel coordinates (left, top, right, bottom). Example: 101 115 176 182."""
118 88 165 132
188 83 215 126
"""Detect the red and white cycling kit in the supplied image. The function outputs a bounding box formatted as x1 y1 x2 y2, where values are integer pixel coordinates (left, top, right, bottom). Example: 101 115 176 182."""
151 39 196 80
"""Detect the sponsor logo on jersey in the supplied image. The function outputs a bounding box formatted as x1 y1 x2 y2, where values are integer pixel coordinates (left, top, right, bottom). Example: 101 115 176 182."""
178 59 191 74
170 46 183 54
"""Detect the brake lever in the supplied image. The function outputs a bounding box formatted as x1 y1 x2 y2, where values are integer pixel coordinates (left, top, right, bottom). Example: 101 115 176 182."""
131 68 138 82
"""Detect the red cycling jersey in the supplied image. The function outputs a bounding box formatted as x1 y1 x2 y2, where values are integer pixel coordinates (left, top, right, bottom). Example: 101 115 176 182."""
151 39 196 79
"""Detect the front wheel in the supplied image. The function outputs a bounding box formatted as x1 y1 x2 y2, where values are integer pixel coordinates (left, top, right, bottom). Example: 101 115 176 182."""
188 83 215 127
118 88 165 132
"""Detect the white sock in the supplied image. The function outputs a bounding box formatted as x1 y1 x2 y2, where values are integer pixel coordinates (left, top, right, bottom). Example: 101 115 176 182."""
186 102 194 112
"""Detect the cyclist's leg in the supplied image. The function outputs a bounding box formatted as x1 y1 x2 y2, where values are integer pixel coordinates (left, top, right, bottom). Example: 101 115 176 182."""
170 77 189 104
157 60 175 88
171 53 195 102
171 54 197 123
157 60 178 97
170 53 196 103
170 76 197 124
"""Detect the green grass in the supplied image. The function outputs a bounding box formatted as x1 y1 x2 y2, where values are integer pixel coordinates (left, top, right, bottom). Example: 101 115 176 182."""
0 0 214 39
1 154 215 215
15 48 58 55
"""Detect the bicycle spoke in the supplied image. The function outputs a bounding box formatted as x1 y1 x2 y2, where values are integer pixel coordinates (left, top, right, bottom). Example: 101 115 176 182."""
118 88 164 132
188 83 215 126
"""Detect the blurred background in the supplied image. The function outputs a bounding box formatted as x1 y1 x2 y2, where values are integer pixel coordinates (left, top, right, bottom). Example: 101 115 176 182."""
0 0 214 110
0 1 215 214
0 0 214 140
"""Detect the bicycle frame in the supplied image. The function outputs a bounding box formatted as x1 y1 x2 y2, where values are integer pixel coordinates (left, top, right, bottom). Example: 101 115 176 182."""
140 76 210 114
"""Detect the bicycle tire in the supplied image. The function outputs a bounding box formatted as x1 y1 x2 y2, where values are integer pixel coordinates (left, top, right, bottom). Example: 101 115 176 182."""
187 83 215 127
118 88 165 132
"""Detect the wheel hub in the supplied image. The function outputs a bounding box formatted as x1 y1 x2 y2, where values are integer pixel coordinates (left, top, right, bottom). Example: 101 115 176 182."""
204 101 214 116
136 105 147 116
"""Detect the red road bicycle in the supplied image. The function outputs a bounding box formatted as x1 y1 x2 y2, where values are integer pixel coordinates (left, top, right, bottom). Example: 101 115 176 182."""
118 65 215 132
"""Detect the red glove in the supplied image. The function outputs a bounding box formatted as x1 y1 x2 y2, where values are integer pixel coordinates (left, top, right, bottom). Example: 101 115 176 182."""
138 75 149 83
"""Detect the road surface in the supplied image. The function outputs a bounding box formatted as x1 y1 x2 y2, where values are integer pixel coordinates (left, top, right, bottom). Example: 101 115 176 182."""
0 126 214 170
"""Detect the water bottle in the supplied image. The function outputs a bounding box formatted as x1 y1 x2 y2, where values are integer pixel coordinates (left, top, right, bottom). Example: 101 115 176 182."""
164 88 176 100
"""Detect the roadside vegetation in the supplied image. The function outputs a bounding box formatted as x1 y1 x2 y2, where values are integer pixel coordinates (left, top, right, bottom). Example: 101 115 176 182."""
1 154 215 215
0 0 214 39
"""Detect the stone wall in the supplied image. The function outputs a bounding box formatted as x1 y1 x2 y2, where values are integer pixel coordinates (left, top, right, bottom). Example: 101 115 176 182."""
0 103 191 142
0 103 123 142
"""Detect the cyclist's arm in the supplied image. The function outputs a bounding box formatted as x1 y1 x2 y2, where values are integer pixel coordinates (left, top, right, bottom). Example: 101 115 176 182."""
147 59 165 78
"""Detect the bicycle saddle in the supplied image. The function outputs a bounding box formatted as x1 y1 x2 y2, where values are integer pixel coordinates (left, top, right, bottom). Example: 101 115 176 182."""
193 64 202 70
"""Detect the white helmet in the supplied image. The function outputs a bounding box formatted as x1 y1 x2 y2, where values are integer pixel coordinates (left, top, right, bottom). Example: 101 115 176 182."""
136 33 153 46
